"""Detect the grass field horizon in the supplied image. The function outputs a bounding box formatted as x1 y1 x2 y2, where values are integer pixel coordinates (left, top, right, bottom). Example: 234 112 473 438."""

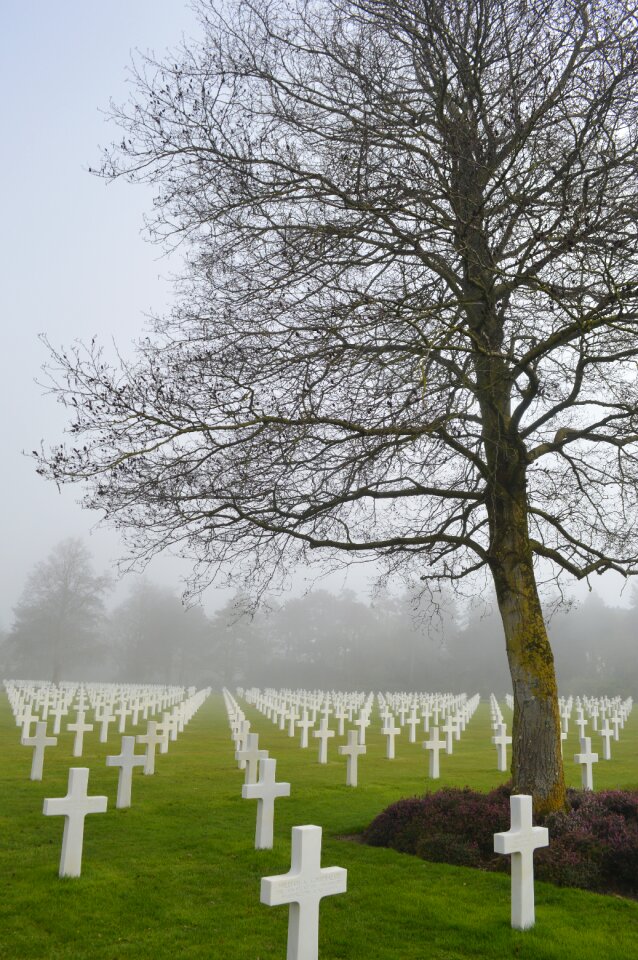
1 689 636 959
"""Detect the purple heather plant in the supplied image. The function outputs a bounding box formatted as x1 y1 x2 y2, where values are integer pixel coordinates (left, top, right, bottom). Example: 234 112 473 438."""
362 786 638 897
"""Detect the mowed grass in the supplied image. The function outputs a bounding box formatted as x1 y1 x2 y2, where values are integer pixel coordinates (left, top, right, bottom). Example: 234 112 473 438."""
0 691 636 959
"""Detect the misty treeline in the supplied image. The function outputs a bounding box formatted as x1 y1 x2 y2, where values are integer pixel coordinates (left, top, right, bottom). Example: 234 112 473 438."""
0 539 636 694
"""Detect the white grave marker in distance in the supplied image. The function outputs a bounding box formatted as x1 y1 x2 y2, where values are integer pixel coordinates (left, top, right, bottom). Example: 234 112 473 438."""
492 722 512 773
261 824 347 960
115 702 132 734
67 710 94 758
382 720 400 760
405 714 419 743
106 736 147 807
236 732 269 785
297 711 314 749
338 730 366 786
50 701 67 736
494 794 549 930
136 720 166 774
22 721 58 781
599 719 613 760
242 757 291 849
353 714 368 745
441 715 455 754
312 719 335 764
43 767 108 877
98 706 115 744
574 736 598 790
423 726 446 779
19 705 38 739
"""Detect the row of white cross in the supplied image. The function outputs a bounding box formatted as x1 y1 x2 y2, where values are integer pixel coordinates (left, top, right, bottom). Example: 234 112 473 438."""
493 693 633 790
504 692 633 736
226 687 554 959
5 680 210 878
20 709 184 780
240 687 483 783
8 679 191 737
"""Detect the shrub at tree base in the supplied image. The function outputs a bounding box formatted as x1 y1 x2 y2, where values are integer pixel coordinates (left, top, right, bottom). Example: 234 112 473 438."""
362 786 638 898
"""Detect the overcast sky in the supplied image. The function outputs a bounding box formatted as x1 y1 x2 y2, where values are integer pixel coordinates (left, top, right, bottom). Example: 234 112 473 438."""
1 1 219 628
0 2 631 631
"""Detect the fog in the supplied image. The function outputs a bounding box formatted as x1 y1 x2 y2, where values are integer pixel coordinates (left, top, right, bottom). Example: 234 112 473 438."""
2 559 636 695
0 3 633 647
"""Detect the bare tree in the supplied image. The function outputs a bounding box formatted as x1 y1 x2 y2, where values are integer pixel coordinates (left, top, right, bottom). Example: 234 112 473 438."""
6 539 110 682
38 0 638 812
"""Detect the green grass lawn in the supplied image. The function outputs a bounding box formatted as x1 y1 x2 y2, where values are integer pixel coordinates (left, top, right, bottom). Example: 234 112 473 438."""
0 690 636 959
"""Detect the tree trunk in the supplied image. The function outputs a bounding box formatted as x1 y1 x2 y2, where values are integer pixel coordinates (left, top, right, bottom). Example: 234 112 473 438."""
489 482 567 816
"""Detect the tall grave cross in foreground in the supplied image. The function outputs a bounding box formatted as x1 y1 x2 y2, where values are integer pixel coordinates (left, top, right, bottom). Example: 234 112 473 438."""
261 825 347 960
494 794 549 930
43 768 108 877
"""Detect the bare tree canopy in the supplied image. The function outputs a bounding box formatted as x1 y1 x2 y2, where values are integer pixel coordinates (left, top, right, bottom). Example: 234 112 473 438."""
38 0 638 811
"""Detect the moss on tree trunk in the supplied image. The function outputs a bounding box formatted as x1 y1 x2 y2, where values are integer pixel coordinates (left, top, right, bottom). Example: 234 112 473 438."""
490 487 566 815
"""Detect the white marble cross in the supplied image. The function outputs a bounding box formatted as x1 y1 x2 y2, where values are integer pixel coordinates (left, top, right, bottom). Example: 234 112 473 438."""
494 794 549 930
236 732 269 784
67 710 94 758
423 726 446 779
334 706 347 736
610 713 621 741
600 719 613 760
353 714 368 746
382 721 401 760
451 714 462 741
165 709 180 741
106 736 146 807
18 705 38 739
43 767 108 877
338 730 366 786
297 711 314 749
97 706 115 744
287 708 300 738
312 719 335 764
574 736 598 790
242 757 290 849
131 700 143 727
50 701 67 736
492 722 512 773
155 715 173 754
441 715 455 754
422 706 432 733
22 721 58 780
115 702 132 734
136 720 167 774
235 720 251 767
261 825 347 960
405 714 419 743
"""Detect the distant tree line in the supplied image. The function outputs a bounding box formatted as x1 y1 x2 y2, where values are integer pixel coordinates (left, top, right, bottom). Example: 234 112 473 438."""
1 539 636 695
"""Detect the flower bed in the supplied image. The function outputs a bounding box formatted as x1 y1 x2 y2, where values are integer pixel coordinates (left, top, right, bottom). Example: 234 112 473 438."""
362 785 638 898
